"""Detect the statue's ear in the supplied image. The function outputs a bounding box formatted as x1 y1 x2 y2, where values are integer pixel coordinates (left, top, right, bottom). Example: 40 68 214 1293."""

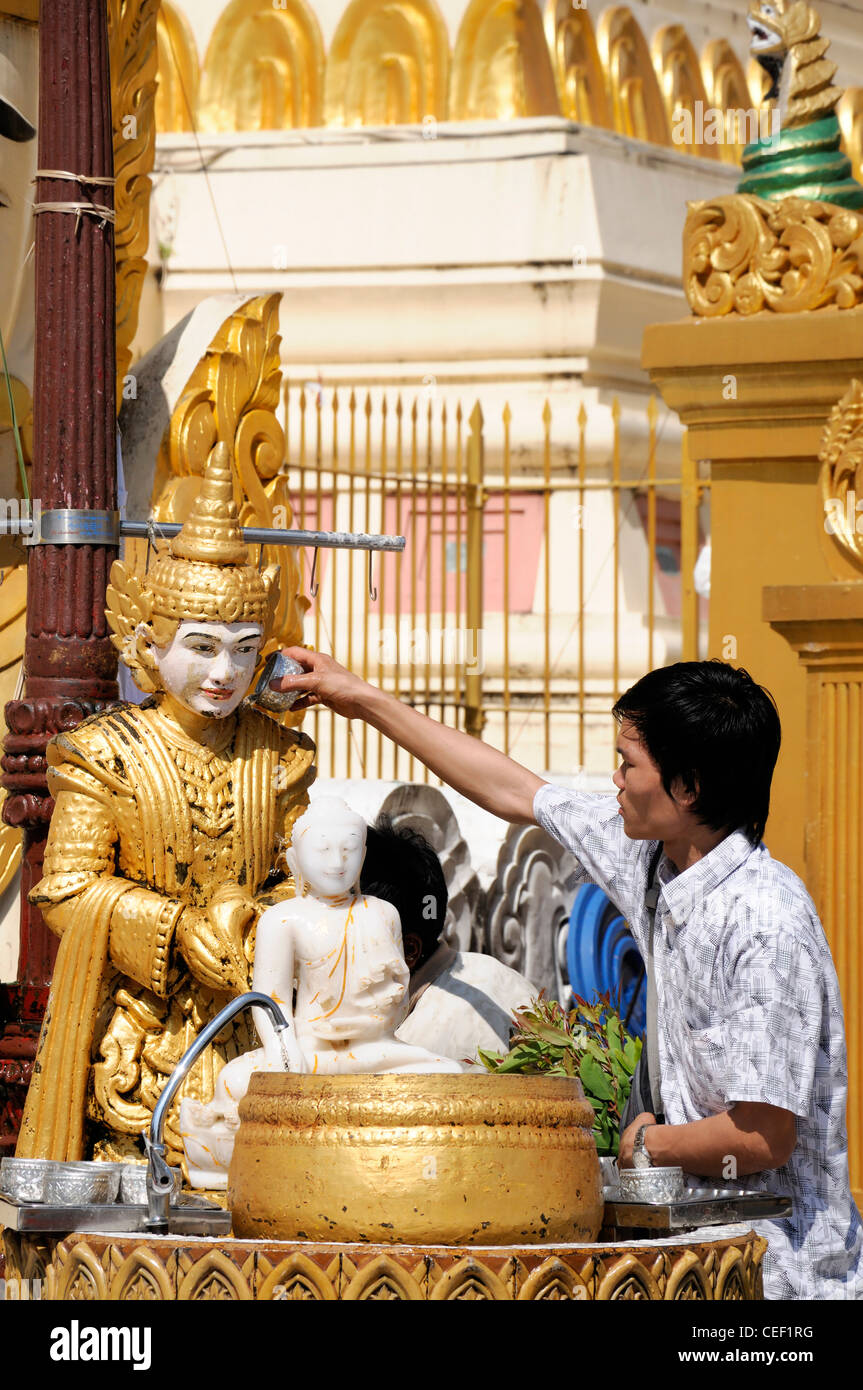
284 844 299 882
126 622 160 695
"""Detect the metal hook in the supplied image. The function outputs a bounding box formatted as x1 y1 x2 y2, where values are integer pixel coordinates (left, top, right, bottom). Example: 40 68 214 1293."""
145 519 156 575
258 542 265 572
368 549 377 602
309 547 319 598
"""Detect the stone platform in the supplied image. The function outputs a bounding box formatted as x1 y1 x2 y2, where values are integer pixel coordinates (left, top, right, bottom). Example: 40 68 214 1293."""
4 1226 766 1300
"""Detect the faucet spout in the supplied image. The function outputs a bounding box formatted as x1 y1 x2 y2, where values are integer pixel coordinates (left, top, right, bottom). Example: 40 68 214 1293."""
144 991 290 1231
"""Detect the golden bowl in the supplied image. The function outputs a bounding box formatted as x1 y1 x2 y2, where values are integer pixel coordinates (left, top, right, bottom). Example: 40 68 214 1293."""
229 1071 604 1245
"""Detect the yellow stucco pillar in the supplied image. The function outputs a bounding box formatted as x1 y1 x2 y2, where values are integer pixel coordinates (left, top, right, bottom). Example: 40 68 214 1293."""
763 583 863 1203
642 308 863 880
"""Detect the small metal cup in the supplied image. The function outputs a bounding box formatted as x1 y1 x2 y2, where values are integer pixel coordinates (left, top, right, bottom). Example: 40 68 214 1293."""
248 651 306 713
44 1160 122 1206
0 1156 58 1204
120 1163 182 1206
618 1165 686 1203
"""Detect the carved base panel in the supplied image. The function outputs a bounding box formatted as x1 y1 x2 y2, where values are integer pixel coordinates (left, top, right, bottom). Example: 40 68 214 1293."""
4 1229 766 1301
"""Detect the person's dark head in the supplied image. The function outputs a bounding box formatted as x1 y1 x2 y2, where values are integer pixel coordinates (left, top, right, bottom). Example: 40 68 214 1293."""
360 815 448 971
611 660 781 847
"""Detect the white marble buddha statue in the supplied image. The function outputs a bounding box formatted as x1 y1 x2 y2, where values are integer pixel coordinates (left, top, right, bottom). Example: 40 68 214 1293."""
180 796 463 1188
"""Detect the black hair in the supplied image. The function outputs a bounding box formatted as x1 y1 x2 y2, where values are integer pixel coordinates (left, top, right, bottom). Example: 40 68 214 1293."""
359 815 447 966
611 660 781 845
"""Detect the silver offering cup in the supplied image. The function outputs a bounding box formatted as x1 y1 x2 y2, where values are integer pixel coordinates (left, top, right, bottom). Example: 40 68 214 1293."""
44 1160 122 1206
120 1163 182 1206
618 1165 686 1203
0 1156 57 1203
248 651 306 713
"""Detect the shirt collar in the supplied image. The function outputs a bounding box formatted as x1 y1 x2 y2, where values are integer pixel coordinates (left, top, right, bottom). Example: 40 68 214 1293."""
657 828 755 930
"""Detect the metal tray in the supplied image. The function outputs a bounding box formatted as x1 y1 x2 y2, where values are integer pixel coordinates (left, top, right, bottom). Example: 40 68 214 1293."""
0 1191 232 1237
602 1185 792 1233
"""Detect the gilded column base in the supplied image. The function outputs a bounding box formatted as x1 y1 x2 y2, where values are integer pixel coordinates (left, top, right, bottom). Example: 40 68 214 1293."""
4 1229 766 1301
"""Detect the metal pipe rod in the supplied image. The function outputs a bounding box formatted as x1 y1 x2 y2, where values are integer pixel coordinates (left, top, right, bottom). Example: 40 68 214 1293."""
0 516 405 552
144 991 290 1232
125 521 406 551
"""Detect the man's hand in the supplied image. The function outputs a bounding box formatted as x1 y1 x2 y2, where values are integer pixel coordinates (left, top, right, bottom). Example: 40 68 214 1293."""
272 646 544 824
618 1111 657 1169
271 647 368 718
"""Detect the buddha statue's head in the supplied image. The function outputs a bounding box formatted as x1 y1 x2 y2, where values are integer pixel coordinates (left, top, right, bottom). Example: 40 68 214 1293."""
107 442 279 715
286 797 367 900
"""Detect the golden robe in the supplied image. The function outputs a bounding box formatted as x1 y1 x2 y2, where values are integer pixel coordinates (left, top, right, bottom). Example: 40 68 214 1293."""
17 697 315 1165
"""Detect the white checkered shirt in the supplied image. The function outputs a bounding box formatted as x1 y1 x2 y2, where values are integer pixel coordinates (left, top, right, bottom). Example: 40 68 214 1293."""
534 782 863 1300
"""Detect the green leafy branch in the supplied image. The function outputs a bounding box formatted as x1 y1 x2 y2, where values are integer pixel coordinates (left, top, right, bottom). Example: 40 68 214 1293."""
477 993 642 1157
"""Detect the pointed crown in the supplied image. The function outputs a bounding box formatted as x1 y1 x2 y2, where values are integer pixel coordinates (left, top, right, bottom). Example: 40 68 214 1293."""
146 442 276 627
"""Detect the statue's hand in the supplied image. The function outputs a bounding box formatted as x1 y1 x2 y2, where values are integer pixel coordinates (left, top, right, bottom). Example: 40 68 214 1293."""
176 905 249 994
207 883 256 942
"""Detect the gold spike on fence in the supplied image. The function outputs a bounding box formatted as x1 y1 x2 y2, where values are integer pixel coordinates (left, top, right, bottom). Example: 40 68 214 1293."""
281 384 709 782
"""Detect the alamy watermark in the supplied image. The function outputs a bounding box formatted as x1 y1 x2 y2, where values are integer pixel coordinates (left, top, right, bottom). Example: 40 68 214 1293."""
0 496 41 544
377 623 484 673
824 491 863 536
671 101 780 149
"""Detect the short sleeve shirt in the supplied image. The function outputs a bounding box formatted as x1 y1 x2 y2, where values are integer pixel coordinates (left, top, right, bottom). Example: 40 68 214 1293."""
534 781 863 1301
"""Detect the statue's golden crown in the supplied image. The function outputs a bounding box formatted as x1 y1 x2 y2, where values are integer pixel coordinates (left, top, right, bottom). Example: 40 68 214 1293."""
107 442 279 692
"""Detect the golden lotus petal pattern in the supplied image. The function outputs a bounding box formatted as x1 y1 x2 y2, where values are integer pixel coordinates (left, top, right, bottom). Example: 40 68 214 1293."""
9 1230 768 1301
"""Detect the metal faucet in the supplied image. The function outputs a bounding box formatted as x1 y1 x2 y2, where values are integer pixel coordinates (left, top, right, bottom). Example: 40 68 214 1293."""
143 991 291 1232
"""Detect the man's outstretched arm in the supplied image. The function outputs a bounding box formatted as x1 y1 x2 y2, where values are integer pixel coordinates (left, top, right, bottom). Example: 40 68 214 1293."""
274 648 545 824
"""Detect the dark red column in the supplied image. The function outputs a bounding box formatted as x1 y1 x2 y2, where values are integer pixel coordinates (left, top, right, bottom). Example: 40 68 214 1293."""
0 0 118 1149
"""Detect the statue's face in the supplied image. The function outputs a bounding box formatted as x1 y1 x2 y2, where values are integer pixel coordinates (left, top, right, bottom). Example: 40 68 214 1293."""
150 620 264 718
294 816 367 899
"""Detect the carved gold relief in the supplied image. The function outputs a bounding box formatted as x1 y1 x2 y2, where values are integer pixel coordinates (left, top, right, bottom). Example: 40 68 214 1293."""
177 1249 254 1301
343 1255 424 1300
198 0 324 132
684 192 863 316
597 6 670 145
651 24 719 160
21 1229 767 1301
543 0 610 128
155 1 200 132
701 38 756 165
820 379 863 572
143 293 308 661
107 0 159 403
450 0 560 121
597 1253 660 1301
325 0 449 127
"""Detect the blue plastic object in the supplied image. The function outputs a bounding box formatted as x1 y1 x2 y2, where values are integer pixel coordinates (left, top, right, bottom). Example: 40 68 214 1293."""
565 884 646 1037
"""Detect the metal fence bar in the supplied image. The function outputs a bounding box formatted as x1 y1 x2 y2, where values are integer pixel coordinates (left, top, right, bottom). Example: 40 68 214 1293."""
393 396 404 781
377 397 388 779
465 402 485 739
577 401 587 771
542 400 552 772
277 384 708 781
502 402 512 755
423 401 432 781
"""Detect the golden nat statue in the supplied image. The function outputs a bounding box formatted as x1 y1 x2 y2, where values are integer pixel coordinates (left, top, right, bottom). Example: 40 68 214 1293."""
16 444 315 1171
